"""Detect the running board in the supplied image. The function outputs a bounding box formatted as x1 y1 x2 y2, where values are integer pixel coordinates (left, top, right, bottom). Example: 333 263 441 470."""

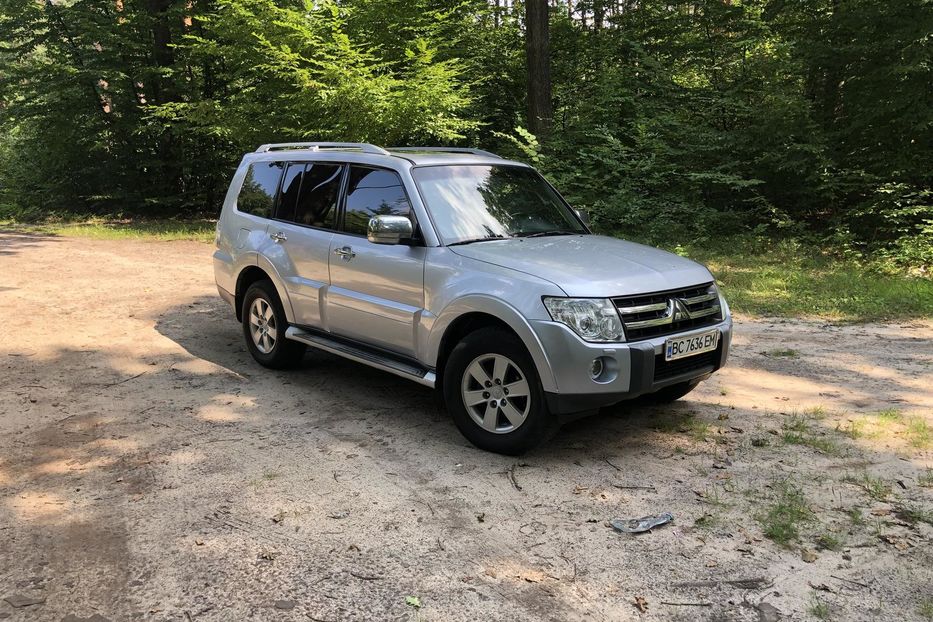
284 327 436 388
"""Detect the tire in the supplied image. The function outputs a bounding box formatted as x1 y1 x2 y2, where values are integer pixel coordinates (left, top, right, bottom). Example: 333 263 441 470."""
647 379 700 403
241 280 306 369
443 328 555 455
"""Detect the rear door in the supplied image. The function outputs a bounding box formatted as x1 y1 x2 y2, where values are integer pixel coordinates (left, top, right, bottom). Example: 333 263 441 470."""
264 161 344 327
325 165 426 357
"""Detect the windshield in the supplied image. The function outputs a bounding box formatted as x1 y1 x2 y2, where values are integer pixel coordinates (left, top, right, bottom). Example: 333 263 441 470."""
411 165 586 245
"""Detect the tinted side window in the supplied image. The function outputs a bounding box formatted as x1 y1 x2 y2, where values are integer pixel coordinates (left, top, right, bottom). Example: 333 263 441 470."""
275 163 305 222
238 161 283 218
343 167 411 236
294 163 342 229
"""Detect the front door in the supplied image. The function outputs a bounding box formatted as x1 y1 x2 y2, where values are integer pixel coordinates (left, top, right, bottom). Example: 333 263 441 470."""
326 165 425 357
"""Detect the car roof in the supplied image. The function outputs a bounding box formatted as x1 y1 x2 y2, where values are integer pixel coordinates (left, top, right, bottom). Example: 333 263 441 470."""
388 150 524 167
243 143 528 169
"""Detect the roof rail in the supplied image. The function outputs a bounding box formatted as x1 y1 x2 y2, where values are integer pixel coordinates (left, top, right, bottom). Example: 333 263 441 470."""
255 142 390 155
389 147 502 159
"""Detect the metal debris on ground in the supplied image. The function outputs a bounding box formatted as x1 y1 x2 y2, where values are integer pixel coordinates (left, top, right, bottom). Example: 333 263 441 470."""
3 594 46 608
611 512 674 534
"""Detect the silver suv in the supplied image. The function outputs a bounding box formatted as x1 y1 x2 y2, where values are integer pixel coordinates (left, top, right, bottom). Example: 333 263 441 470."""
214 143 732 454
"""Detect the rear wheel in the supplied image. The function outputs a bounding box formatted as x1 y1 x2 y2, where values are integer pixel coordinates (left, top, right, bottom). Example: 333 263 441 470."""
443 328 554 455
241 280 305 369
647 379 700 403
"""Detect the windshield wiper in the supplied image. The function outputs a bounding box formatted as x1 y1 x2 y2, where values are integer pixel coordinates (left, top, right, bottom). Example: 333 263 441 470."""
447 235 508 247
519 230 580 238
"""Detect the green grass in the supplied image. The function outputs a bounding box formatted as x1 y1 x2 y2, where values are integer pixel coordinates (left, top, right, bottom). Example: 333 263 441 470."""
836 419 865 439
842 472 890 501
846 507 865 527
782 414 843 455
809 598 831 620
1 217 215 242
815 532 844 551
907 417 932 449
919 469 933 488
894 504 933 527
919 599 933 620
678 237 933 322
758 480 814 547
876 408 905 423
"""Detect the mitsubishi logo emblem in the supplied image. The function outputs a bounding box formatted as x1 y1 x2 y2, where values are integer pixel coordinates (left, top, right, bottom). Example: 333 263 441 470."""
669 298 691 321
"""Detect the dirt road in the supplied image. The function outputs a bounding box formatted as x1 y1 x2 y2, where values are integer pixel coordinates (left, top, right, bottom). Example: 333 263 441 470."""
1 231 931 621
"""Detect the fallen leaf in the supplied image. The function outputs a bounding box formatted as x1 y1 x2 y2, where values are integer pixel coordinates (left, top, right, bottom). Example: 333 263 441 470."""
633 595 648 613
405 596 421 609
879 534 910 550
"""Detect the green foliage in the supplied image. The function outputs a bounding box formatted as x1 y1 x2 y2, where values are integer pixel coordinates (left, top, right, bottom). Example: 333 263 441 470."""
0 0 929 273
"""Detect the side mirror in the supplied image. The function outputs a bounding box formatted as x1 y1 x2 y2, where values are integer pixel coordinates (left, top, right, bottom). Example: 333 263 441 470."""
575 209 590 226
367 215 413 245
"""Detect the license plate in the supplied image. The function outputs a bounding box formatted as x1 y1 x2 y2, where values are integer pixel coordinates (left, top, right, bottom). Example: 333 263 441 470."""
665 330 720 362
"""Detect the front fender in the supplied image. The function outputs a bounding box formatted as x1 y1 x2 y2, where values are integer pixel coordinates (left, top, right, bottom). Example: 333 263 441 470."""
425 295 558 392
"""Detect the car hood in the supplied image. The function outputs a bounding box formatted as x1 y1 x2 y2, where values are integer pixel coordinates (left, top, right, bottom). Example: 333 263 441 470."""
448 234 714 297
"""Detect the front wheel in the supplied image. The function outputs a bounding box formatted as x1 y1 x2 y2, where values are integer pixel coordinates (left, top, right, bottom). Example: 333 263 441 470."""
443 328 555 455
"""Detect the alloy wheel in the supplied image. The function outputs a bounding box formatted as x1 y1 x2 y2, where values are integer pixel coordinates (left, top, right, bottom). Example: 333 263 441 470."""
460 353 531 434
249 297 276 354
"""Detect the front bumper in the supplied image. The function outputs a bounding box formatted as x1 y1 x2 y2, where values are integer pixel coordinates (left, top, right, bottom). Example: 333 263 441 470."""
530 317 733 415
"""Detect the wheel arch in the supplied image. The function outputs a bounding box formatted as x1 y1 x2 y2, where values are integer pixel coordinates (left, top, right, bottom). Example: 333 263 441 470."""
235 262 294 323
429 297 557 393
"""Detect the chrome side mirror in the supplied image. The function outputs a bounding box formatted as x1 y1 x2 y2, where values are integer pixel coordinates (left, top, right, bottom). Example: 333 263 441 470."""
367 215 413 245
575 209 590 226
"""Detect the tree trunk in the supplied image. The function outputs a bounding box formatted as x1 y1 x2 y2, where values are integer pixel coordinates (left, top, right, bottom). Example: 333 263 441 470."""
148 0 175 104
525 0 552 137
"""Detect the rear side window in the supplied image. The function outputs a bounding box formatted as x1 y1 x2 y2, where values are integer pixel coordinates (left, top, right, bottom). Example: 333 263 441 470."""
237 161 283 218
275 163 305 221
294 163 342 229
343 166 412 236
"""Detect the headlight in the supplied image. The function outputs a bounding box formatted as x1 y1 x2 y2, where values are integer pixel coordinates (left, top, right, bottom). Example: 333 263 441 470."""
543 297 625 342
715 285 730 318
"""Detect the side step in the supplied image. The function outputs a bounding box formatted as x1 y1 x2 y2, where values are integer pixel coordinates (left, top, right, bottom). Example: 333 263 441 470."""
284 327 436 388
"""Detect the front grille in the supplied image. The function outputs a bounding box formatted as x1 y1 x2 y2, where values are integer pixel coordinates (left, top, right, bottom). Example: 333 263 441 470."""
613 283 721 341
654 343 721 382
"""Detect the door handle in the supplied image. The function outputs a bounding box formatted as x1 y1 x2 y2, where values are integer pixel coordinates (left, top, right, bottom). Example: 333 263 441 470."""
333 246 356 261
270 231 287 243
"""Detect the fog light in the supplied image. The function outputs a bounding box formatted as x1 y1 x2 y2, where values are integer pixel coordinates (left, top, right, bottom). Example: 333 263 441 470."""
589 355 619 384
590 358 604 380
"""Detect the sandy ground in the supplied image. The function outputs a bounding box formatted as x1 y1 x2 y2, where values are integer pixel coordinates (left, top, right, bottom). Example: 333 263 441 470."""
1 231 931 622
